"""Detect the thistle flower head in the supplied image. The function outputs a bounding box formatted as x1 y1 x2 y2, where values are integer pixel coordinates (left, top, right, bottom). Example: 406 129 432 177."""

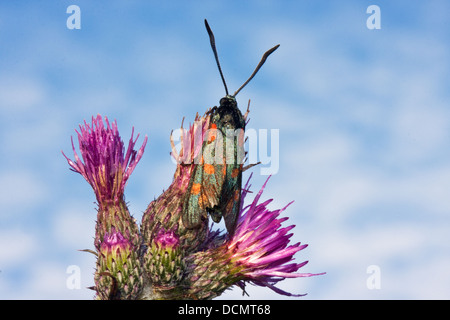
62 114 148 206
185 175 324 299
228 175 324 296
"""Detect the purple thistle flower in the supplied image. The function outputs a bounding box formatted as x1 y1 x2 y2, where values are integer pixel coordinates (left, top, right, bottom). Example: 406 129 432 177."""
226 175 325 296
62 114 148 206
185 175 324 299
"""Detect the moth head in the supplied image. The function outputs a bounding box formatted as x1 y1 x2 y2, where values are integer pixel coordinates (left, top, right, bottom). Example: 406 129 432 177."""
216 95 243 129
219 95 237 108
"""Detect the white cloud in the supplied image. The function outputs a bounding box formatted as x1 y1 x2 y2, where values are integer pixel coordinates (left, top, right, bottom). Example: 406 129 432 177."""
0 170 49 219
0 77 47 113
25 260 95 300
52 202 97 250
0 229 38 268
388 98 450 165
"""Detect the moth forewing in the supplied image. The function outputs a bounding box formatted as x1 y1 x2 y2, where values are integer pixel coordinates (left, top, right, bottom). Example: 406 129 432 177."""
225 128 246 166
202 127 224 165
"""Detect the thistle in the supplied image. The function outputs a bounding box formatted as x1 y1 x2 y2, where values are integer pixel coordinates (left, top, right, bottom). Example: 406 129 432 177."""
63 113 324 300
63 114 147 299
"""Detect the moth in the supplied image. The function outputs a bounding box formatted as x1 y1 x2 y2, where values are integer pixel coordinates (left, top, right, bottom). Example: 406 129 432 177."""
182 19 279 235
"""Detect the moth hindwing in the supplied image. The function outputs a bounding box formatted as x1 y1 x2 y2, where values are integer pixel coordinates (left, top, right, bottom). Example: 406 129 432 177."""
182 19 279 236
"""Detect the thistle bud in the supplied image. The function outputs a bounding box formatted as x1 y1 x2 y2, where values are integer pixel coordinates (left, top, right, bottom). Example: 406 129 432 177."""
144 228 184 288
95 228 143 300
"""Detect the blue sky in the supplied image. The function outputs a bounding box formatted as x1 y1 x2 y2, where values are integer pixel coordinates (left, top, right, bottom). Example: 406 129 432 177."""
1 1 450 299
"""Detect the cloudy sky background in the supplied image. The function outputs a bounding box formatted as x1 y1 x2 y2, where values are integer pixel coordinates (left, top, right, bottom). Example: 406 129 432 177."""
1 1 449 299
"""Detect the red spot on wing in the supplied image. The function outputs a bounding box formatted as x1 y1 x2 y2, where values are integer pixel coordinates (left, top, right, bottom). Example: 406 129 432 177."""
191 183 201 195
204 164 215 174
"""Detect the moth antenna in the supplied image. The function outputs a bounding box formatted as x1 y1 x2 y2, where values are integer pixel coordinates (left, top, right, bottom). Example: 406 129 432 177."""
233 44 280 97
204 19 229 96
